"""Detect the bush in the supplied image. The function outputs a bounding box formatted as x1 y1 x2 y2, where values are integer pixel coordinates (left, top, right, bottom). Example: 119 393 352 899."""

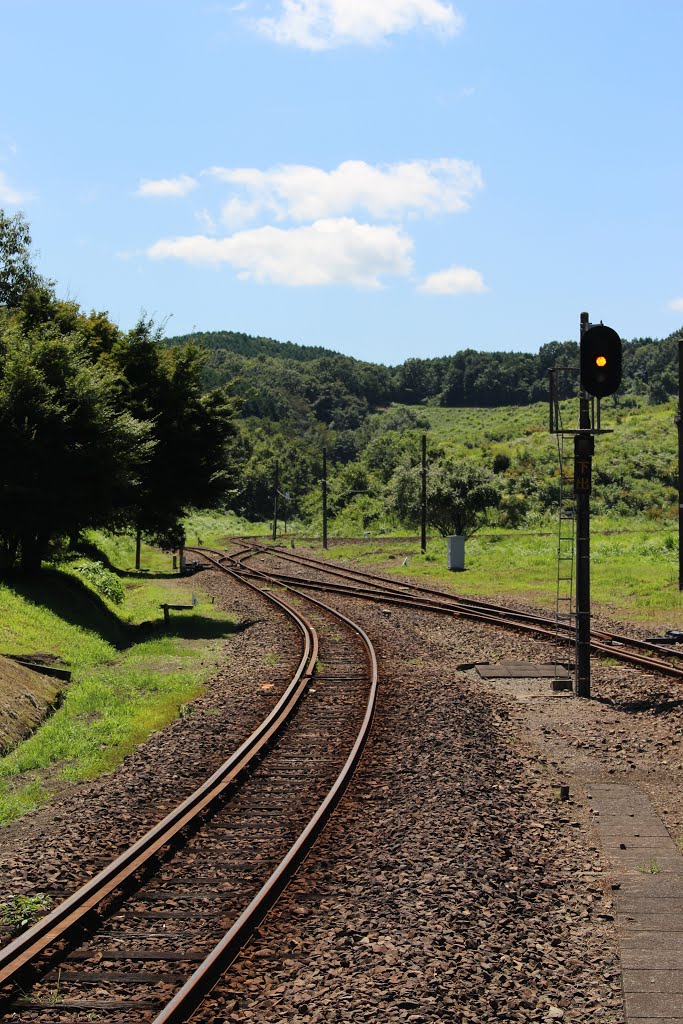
73 561 125 604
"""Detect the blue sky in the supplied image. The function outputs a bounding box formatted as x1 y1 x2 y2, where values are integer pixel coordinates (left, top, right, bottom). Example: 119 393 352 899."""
2 0 683 364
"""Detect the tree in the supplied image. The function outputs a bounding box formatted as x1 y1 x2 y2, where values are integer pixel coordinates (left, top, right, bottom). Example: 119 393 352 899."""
0 315 151 570
0 210 51 309
390 459 500 538
111 318 239 553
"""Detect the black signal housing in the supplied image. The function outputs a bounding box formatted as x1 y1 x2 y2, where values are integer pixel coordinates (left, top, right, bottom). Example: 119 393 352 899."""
580 324 622 398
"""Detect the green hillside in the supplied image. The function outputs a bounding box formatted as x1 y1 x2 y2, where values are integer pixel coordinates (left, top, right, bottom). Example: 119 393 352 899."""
160 326 681 531
414 398 678 520
167 329 337 362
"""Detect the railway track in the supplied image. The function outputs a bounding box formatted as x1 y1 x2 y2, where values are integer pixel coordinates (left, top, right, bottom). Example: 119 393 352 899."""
0 554 378 1022
218 541 683 683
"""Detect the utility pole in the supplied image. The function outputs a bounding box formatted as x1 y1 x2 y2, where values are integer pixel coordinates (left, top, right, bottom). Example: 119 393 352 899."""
272 460 279 542
421 434 427 554
574 312 593 698
135 524 142 572
677 338 683 590
322 447 328 550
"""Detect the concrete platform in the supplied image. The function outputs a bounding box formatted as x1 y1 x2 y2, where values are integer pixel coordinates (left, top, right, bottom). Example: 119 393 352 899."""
474 660 572 679
588 783 683 1021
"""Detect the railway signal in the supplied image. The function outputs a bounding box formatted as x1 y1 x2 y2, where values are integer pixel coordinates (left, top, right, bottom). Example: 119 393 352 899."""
549 312 621 699
580 323 622 398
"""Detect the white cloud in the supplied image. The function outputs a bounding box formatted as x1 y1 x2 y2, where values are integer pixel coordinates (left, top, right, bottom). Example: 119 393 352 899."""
668 298 683 312
221 195 270 229
195 208 218 233
136 174 198 198
0 171 31 204
254 0 463 49
205 158 483 225
418 265 487 295
148 217 413 287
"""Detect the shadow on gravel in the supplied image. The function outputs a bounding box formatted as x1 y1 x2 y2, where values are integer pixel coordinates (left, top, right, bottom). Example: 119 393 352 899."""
596 692 683 715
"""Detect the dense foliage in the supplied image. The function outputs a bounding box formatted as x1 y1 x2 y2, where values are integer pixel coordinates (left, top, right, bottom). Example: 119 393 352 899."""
0 212 51 309
165 325 681 533
170 328 682 412
390 461 501 538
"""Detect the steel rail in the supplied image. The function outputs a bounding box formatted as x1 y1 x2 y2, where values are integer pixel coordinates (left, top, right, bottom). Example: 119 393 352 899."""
155 553 379 1023
218 543 683 682
240 542 683 659
0 565 318 995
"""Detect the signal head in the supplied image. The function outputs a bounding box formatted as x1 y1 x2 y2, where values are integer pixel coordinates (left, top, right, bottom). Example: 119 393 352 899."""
580 324 622 397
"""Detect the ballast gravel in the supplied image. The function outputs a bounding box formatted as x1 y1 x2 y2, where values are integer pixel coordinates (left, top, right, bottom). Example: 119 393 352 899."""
5 551 683 1022
193 586 624 1024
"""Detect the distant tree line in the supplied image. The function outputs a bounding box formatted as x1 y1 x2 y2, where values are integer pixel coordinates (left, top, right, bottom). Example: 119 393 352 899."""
171 328 682 415
0 210 238 571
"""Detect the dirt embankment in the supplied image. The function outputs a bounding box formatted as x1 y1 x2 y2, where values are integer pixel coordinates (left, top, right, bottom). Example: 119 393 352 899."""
0 657 61 755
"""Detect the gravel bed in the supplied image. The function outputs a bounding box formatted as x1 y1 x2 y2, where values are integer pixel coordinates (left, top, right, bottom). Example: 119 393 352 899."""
4 554 683 1021
193 590 625 1024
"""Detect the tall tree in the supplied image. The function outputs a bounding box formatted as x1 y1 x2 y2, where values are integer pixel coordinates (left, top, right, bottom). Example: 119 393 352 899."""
0 314 150 570
112 318 238 550
0 210 51 309
390 459 500 538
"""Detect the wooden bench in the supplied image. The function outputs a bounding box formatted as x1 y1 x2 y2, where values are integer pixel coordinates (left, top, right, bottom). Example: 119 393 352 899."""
160 603 194 626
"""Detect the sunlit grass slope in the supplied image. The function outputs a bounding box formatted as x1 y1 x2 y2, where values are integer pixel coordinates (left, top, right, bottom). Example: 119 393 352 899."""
0 542 235 825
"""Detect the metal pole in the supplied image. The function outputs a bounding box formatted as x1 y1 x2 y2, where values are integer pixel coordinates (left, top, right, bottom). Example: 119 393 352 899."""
135 525 142 571
421 434 427 554
678 339 683 590
322 448 328 550
272 460 279 542
549 370 555 433
575 312 592 698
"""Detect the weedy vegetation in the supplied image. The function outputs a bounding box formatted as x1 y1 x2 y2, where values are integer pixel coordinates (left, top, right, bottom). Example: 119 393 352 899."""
0 892 51 931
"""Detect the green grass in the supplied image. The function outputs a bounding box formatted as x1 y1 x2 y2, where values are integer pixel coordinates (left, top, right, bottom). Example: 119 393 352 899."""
0 559 236 825
0 892 51 931
183 509 270 546
88 513 271 570
87 532 174 574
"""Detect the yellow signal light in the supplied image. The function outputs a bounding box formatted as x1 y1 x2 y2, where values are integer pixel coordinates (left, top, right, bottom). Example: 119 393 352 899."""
595 355 607 367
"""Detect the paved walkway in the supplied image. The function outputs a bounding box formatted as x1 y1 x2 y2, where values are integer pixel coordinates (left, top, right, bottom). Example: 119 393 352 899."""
588 783 683 1023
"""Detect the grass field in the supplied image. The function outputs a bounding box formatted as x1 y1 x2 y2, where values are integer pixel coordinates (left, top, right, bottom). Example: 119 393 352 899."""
0 544 235 825
125 500 682 627
308 519 682 627
175 505 679 626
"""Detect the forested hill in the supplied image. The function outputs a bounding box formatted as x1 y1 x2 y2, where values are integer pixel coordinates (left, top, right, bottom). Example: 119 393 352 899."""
163 325 683 526
167 330 337 362
166 327 683 417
